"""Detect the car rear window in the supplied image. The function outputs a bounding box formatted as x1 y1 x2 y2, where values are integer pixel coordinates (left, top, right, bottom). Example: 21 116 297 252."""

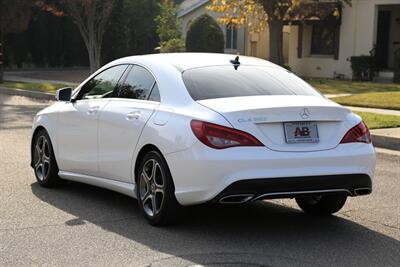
182 66 322 101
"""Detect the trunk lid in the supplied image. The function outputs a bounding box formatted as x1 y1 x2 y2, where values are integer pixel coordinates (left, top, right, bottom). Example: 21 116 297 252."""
198 95 352 152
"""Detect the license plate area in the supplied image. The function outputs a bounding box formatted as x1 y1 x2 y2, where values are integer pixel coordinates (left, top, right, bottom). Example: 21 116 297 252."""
284 122 319 143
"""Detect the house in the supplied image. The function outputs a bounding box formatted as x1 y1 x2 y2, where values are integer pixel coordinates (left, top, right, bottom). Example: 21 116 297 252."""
178 0 400 80
287 0 400 80
178 0 247 56
177 0 290 63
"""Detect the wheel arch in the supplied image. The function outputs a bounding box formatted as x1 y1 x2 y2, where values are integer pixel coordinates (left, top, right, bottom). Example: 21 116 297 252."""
134 144 167 184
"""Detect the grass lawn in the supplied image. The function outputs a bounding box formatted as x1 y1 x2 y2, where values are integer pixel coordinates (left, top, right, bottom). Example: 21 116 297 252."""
307 78 400 94
306 78 400 110
333 92 400 110
355 112 400 129
0 82 70 94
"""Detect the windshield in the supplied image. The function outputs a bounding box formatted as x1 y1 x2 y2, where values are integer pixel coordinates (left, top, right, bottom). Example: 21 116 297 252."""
182 66 322 101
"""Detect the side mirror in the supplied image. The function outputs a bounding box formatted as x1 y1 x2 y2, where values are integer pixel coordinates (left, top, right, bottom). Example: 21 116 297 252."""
55 87 72 102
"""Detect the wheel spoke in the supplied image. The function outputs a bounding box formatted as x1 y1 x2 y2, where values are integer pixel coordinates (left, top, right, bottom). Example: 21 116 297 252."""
149 160 157 180
35 163 42 172
43 163 49 177
143 162 153 181
139 173 150 200
41 164 46 176
35 143 41 155
154 163 164 188
151 193 157 215
34 156 41 168
142 191 151 204
140 171 149 186
155 188 164 194
42 154 50 164
41 139 47 154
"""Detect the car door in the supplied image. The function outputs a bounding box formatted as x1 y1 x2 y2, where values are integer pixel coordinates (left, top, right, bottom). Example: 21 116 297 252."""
97 65 160 183
56 64 128 176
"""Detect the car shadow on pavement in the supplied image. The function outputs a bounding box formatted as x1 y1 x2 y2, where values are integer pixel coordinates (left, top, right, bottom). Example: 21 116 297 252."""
31 181 400 266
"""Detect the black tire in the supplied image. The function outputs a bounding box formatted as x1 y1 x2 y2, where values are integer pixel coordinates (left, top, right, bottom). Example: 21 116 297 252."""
136 150 180 226
32 129 61 187
296 194 347 215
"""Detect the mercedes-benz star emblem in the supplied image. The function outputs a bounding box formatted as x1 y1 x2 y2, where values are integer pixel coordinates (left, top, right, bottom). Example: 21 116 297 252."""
299 108 310 119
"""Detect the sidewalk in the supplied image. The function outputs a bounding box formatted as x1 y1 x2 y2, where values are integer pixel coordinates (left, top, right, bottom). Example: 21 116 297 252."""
4 74 78 86
4 69 88 85
346 106 400 116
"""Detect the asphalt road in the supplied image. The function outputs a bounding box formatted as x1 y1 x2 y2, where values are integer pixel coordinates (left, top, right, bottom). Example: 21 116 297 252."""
0 93 399 267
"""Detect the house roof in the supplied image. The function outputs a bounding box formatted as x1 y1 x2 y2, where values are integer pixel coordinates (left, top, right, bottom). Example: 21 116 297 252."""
177 0 210 18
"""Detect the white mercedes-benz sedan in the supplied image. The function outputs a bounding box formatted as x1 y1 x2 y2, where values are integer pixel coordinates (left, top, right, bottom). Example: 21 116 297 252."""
31 53 375 225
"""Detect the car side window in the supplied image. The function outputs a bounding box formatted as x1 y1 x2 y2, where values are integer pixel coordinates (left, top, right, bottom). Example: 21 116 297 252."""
77 65 128 100
148 83 160 102
117 65 155 100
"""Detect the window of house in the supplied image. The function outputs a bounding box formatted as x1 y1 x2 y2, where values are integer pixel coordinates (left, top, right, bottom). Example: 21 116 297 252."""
225 24 238 50
310 21 336 55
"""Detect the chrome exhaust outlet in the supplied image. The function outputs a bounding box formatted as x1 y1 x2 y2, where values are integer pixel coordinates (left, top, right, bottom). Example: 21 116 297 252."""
219 194 254 204
354 187 372 196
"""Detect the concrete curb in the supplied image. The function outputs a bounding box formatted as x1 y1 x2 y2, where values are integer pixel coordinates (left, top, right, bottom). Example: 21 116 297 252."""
372 134 400 151
0 87 55 101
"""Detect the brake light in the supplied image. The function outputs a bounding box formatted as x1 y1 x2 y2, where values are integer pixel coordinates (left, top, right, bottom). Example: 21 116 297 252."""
340 122 371 144
190 120 264 149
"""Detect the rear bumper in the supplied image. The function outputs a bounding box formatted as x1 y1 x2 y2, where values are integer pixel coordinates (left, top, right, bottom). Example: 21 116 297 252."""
165 142 376 206
212 174 372 204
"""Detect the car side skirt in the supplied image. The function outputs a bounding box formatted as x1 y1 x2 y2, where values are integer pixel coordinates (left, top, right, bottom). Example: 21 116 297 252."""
58 171 137 198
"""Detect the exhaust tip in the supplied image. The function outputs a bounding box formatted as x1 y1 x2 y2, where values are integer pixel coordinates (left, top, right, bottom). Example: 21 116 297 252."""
219 194 254 204
354 188 372 196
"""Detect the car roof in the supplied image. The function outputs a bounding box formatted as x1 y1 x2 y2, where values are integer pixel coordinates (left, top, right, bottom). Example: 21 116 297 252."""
111 53 278 72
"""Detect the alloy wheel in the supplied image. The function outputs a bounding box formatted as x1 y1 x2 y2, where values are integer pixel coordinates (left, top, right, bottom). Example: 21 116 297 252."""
139 159 165 217
34 136 51 181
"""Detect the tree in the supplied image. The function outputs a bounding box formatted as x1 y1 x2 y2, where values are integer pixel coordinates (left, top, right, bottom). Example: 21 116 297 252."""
208 0 350 66
59 0 116 73
103 0 160 60
0 0 34 82
155 0 185 53
186 14 224 53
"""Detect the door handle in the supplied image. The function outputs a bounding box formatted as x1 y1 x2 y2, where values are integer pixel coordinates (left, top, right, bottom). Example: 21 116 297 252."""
126 111 141 120
87 106 100 115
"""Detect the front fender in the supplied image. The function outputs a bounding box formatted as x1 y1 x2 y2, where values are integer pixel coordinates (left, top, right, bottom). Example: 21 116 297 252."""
30 103 63 167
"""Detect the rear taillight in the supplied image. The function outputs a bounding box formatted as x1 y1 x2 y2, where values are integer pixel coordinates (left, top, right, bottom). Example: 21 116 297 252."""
190 120 264 149
340 122 371 144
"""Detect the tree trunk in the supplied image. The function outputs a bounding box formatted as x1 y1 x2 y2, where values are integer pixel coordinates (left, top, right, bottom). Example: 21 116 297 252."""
0 31 3 83
268 20 284 66
84 38 101 74
0 65 3 83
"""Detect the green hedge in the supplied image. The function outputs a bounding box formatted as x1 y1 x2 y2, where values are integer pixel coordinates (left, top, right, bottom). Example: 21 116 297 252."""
350 56 375 81
186 14 224 53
